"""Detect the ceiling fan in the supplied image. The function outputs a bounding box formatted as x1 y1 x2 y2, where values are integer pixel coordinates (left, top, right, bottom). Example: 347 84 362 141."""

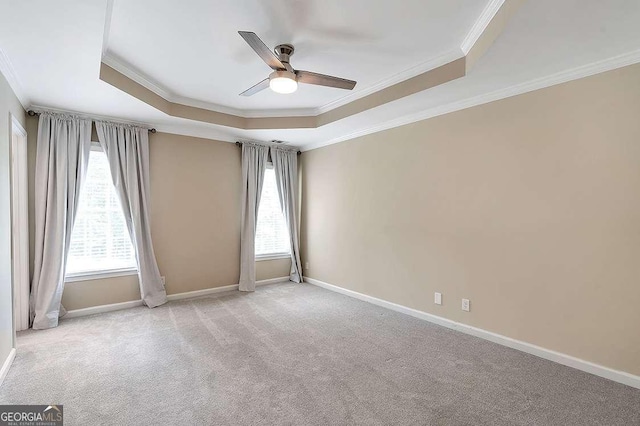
238 31 357 96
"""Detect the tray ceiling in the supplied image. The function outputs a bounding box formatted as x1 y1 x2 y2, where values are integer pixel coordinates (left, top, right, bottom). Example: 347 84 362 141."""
1 0 640 149
104 0 488 115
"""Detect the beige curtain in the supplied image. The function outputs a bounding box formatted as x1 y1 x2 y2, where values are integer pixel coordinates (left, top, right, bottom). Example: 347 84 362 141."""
30 113 91 329
95 122 167 307
239 143 269 291
271 147 303 283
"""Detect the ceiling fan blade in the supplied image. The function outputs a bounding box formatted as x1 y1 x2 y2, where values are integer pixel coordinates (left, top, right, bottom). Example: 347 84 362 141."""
296 70 357 90
238 31 285 70
239 78 270 96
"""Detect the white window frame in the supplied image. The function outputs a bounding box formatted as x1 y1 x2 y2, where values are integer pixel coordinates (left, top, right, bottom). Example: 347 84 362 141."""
255 163 291 261
64 267 138 283
11 114 30 333
64 142 138 283
255 253 291 262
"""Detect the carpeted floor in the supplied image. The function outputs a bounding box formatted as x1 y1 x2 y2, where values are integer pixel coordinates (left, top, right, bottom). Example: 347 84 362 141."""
1 283 639 425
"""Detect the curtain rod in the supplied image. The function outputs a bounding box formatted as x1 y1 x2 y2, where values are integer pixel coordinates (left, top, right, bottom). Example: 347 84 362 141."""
235 141 301 155
27 110 157 133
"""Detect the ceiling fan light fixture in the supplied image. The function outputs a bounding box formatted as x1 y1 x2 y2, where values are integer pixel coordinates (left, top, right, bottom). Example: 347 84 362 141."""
269 70 298 94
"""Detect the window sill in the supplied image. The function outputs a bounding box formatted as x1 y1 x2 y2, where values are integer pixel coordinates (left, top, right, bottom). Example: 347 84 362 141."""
255 253 291 262
65 267 138 283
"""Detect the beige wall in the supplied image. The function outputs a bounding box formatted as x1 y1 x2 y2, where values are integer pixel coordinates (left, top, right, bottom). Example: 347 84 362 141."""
0 71 26 364
256 258 292 281
300 63 640 376
25 126 290 311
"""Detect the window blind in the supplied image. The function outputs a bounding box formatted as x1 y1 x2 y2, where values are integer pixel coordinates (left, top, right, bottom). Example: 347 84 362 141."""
66 149 137 275
255 167 290 256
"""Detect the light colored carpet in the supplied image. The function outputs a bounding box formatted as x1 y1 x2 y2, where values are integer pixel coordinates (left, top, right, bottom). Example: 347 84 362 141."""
1 282 638 425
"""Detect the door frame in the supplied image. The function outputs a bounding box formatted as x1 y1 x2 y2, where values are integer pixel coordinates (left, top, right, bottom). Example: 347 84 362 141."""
9 114 28 336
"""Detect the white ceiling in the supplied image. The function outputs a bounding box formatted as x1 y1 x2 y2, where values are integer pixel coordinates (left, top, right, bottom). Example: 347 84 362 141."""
1 0 640 150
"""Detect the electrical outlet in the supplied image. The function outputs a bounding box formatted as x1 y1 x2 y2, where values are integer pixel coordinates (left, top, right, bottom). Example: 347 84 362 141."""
305 262 309 269
461 298 470 312
161 276 166 286
434 292 442 305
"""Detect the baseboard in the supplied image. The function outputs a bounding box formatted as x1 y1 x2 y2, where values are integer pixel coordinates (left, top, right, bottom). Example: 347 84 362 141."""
255 276 292 286
64 277 290 319
166 276 289 301
64 299 144 319
166 284 239 301
0 348 16 387
304 277 640 390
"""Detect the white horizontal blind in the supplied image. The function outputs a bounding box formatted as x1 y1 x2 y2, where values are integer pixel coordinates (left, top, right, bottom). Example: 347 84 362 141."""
66 149 137 275
255 167 290 256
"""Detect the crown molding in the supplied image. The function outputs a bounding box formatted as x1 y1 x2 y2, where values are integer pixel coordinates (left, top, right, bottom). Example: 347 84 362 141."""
151 122 239 143
27 104 154 129
314 49 464 115
27 103 253 145
101 0 114 55
170 93 318 118
302 49 640 152
0 48 29 108
461 0 505 54
101 53 175 105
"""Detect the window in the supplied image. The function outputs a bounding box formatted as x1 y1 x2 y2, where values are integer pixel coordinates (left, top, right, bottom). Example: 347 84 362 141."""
65 146 137 277
255 166 290 258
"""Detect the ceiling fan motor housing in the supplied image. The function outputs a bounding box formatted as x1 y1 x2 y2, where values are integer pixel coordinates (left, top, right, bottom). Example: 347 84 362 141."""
274 44 295 64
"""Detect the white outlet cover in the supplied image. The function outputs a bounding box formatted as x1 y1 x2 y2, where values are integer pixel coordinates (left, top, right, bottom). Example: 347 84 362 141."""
434 292 442 305
462 298 470 312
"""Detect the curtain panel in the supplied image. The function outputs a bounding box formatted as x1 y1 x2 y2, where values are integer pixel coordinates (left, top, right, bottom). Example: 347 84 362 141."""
95 122 167 307
239 143 269 291
271 147 304 283
30 113 92 329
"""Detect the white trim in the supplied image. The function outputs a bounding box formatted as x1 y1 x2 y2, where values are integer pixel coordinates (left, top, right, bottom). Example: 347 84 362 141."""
28 105 153 130
302 48 640 152
0 348 16 387
461 0 505 54
314 49 464 115
151 122 238 144
64 267 138 283
173 94 318 119
28 105 237 146
101 53 175 105
63 277 290 318
253 276 290 286
165 284 242 301
166 276 289 301
255 253 291 262
10 114 26 137
10 114 30 333
101 0 115 56
304 277 640 390
0 48 28 108
63 299 144 319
